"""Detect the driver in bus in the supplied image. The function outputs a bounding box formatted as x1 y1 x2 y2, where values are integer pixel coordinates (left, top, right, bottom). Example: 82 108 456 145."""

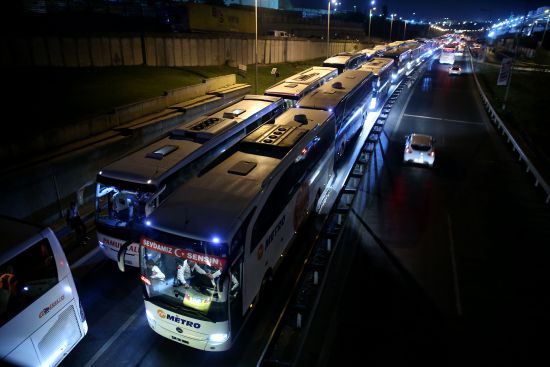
112 191 133 220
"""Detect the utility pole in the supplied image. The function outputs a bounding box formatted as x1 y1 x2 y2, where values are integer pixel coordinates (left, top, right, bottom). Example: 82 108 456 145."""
254 0 258 94
327 1 332 58
390 13 396 41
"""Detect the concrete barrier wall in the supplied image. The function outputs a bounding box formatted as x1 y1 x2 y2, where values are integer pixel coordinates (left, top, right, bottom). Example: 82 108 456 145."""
115 95 167 125
1 34 364 68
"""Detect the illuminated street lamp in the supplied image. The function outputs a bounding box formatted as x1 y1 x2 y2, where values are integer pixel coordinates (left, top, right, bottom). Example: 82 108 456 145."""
390 13 396 41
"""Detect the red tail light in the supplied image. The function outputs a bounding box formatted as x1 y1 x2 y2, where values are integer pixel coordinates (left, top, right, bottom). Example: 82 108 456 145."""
141 275 151 286
430 151 435 157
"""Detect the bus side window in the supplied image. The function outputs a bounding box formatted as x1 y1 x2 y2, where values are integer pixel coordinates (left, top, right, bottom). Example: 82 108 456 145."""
0 238 57 327
251 166 298 252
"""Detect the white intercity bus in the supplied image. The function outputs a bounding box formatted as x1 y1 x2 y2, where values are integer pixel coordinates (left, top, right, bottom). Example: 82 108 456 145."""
322 51 369 74
264 66 338 108
297 69 375 158
95 95 285 267
381 46 414 83
0 216 87 367
360 57 395 110
119 107 337 351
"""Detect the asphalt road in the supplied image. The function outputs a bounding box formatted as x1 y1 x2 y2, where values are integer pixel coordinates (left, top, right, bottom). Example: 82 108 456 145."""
313 55 550 366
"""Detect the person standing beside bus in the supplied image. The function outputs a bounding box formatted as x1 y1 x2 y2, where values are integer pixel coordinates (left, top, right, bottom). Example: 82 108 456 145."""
66 201 89 245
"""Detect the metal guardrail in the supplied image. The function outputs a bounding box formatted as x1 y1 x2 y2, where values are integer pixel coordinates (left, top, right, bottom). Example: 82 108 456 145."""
257 60 428 366
468 50 550 204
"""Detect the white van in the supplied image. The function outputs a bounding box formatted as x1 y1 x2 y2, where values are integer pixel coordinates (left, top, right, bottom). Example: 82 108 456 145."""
267 30 289 37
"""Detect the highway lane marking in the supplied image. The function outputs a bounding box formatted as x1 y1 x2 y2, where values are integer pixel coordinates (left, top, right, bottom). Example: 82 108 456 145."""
447 213 463 317
393 81 418 135
84 306 143 367
403 113 483 126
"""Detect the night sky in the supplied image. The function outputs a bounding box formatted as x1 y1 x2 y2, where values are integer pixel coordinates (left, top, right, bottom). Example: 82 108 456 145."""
290 0 549 21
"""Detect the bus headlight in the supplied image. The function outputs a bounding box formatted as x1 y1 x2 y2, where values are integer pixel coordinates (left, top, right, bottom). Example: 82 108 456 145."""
146 309 156 327
209 333 229 344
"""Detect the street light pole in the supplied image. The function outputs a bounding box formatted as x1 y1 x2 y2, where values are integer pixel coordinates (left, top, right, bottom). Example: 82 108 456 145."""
368 9 373 43
254 0 258 94
327 1 331 58
403 20 408 39
390 13 395 41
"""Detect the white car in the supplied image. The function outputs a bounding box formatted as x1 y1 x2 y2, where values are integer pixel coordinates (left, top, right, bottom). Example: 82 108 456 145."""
403 133 436 167
449 64 462 75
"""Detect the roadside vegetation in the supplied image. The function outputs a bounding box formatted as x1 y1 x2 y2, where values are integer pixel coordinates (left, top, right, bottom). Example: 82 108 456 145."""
472 60 550 163
4 58 325 136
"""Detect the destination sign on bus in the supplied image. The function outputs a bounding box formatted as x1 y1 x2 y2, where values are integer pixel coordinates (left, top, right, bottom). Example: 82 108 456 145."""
141 237 226 269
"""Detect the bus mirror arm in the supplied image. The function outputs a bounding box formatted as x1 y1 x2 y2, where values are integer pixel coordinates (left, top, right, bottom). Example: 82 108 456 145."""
117 241 132 272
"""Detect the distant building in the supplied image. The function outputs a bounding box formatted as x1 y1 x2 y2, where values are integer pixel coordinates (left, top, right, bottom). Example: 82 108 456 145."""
224 0 279 10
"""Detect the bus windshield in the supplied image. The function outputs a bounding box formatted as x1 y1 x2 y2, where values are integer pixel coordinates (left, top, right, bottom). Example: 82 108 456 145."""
139 235 230 322
96 181 156 228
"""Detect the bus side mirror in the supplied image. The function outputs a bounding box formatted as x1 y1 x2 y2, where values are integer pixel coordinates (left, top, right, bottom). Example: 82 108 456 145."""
117 241 132 272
